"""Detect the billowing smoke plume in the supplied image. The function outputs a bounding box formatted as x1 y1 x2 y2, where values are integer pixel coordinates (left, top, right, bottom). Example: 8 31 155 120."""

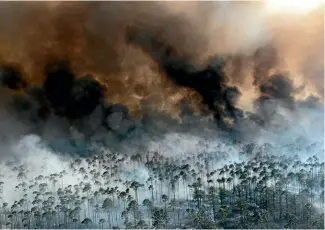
0 1 322 153
127 30 244 130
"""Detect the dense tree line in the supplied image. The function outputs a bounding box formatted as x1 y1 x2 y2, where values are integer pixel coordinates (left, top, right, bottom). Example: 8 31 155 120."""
0 141 323 229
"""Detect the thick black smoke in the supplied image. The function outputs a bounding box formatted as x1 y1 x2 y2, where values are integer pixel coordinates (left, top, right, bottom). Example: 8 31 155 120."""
0 64 26 90
127 30 247 130
253 73 296 127
43 62 104 119
43 62 75 117
0 2 322 153
127 28 324 136
0 48 321 148
0 62 135 142
163 59 245 129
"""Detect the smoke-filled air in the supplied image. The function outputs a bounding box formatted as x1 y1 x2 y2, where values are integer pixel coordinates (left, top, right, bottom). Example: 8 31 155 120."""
0 1 323 229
